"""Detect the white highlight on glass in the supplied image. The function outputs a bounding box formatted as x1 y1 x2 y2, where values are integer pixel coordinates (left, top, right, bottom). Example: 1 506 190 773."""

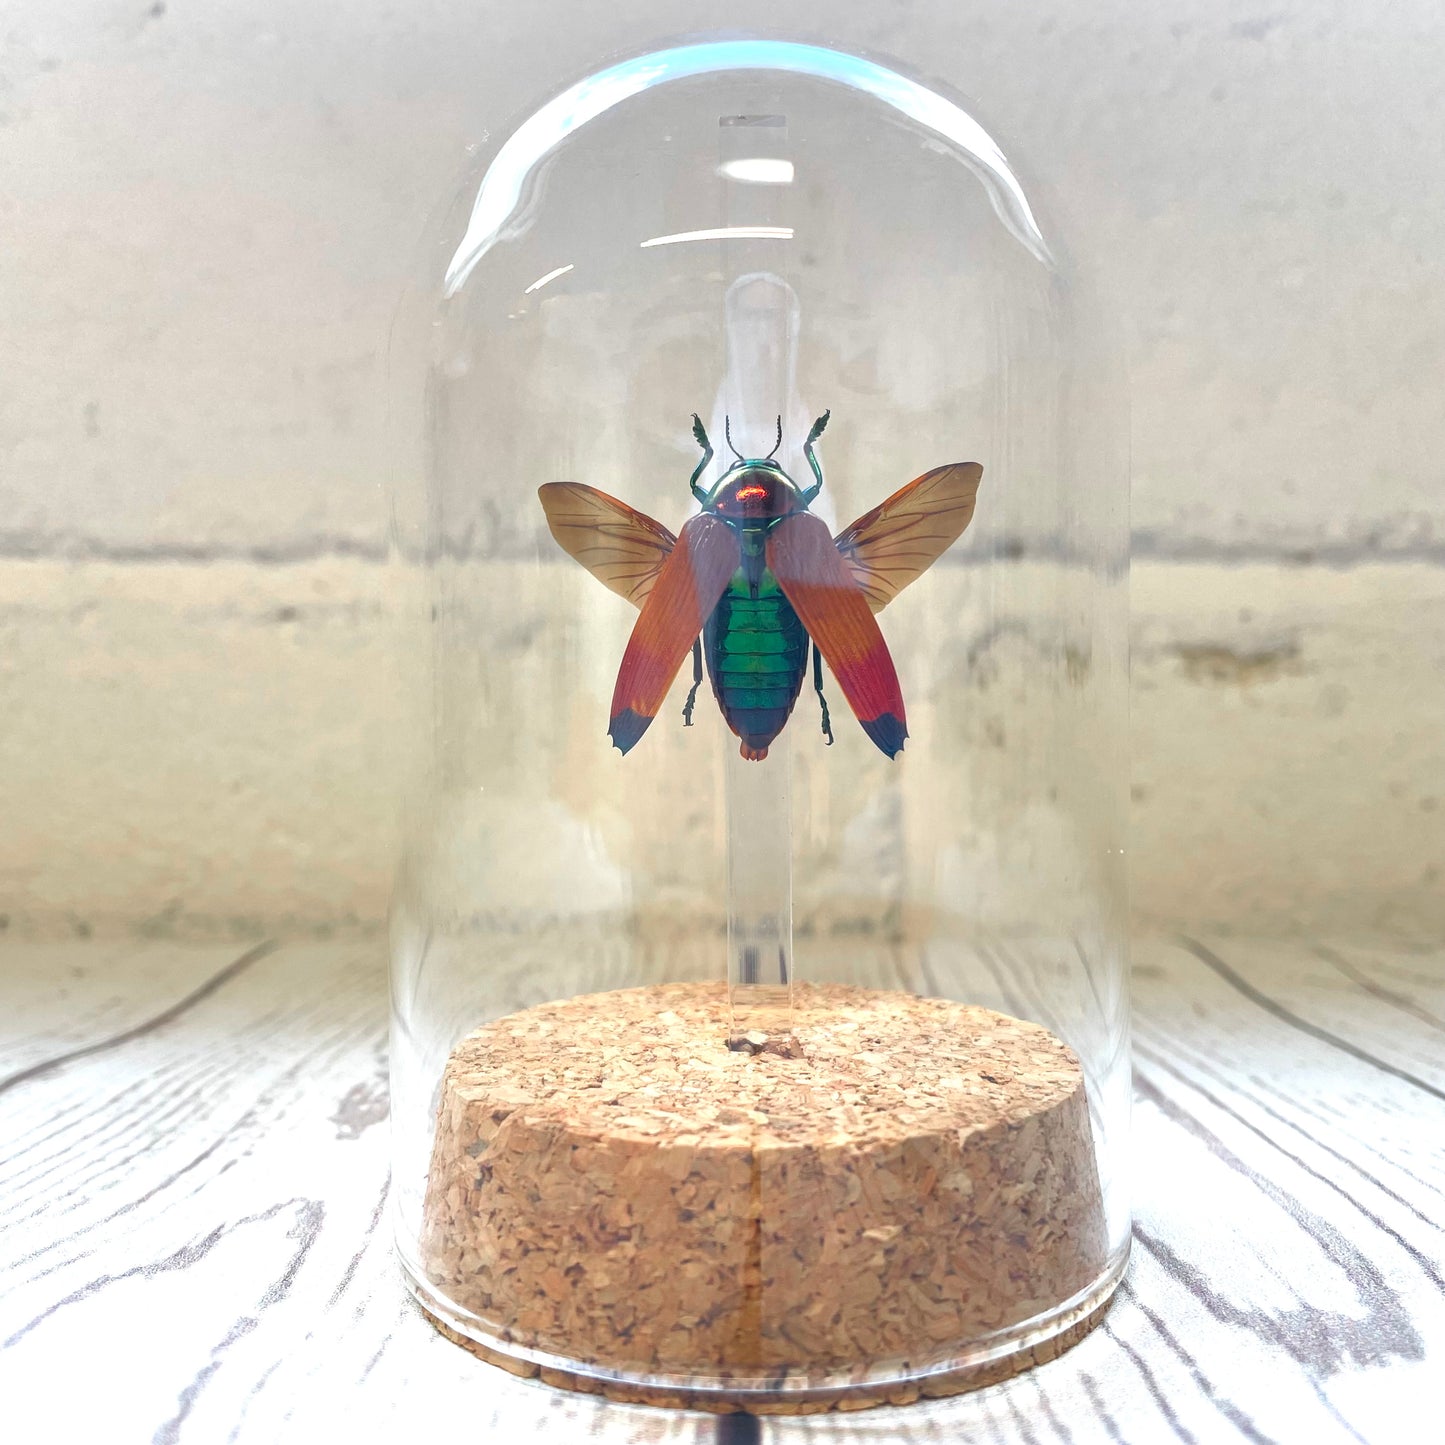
444 40 1052 296
640 226 793 249
719 158 795 185
523 263 574 294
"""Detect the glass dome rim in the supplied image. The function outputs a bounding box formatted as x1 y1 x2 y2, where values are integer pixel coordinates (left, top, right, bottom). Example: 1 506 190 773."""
442 36 1057 299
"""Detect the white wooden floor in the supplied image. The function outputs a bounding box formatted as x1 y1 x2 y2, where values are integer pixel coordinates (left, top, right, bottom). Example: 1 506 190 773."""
1 936 1441 1444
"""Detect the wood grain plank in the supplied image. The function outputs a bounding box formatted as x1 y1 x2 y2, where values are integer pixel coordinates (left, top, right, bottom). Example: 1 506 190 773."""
1177 936 1445 1096
1 938 1441 1444
1311 945 1445 1033
1127 939 1444 1445
1 942 387 1442
0 940 269 1087
1134 940 1445 1214
1319 943 1445 1002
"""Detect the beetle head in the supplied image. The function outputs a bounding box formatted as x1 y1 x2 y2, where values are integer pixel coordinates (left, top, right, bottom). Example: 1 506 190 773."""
707 459 803 521
703 414 806 520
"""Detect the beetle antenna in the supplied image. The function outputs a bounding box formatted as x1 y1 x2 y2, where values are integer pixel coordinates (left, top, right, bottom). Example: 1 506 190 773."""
765 415 782 460
724 416 745 462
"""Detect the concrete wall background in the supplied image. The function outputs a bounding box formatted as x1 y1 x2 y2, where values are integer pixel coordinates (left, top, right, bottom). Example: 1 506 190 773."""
2 1 1442 940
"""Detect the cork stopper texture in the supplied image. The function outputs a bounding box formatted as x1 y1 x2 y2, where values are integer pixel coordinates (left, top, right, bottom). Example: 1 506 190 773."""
421 981 1107 1391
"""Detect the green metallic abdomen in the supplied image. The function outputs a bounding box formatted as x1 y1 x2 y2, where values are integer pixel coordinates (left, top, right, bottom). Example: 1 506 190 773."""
703 569 809 758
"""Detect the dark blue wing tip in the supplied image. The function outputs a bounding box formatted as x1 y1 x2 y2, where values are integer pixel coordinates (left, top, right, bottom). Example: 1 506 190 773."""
860 713 908 759
609 708 652 755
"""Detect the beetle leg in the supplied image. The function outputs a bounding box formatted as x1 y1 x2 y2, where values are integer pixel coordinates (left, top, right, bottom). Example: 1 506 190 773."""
812 641 834 745
800 408 830 504
689 413 713 502
682 637 703 726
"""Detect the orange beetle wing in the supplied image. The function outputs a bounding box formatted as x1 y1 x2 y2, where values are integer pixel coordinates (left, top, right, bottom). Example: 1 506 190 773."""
609 513 739 754
766 511 907 758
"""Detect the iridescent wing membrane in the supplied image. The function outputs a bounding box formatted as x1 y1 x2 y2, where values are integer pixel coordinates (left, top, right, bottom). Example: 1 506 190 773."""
833 463 984 614
536 483 676 608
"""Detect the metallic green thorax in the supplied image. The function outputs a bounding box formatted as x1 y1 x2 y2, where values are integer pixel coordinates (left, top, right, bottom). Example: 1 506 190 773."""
704 570 809 742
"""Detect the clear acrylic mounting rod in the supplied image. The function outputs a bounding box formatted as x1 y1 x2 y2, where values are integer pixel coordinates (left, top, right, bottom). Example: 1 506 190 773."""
715 113 801 1054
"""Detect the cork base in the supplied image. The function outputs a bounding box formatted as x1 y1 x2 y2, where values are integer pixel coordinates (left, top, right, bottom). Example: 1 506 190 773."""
419 981 1108 1403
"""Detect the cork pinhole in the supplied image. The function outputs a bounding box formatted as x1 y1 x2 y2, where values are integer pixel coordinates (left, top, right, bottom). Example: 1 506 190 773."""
727 1031 805 1059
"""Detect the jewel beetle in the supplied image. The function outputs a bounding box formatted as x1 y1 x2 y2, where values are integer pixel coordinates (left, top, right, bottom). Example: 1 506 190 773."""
539 411 981 760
